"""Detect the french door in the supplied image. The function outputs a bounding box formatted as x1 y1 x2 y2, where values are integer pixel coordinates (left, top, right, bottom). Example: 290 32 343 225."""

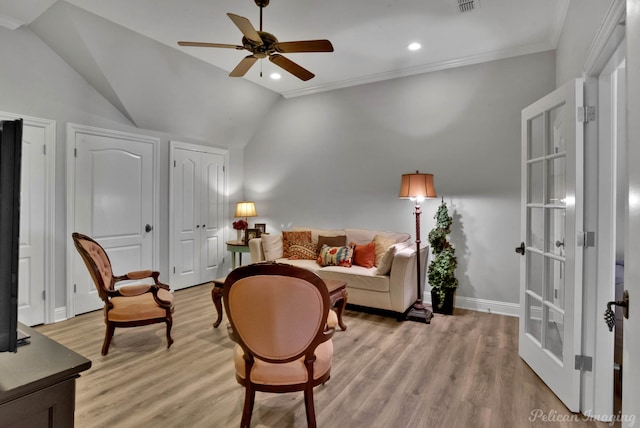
519 79 584 412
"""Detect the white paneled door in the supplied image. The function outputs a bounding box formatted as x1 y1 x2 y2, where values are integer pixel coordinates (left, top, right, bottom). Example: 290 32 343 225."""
69 125 158 315
519 79 584 412
170 143 225 290
1 112 56 327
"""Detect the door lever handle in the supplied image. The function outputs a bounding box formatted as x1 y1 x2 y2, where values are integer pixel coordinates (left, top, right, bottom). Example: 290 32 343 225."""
515 242 525 256
604 290 629 331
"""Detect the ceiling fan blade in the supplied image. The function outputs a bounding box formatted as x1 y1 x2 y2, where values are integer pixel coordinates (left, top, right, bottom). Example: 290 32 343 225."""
274 40 334 53
229 55 258 77
269 54 315 81
178 41 244 50
227 13 263 46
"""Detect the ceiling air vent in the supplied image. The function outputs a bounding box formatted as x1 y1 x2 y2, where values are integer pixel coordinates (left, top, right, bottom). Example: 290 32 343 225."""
458 0 478 13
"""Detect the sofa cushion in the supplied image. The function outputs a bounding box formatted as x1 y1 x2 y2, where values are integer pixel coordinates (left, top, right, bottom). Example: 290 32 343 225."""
376 242 410 275
317 235 347 253
351 241 376 268
274 258 321 273
345 228 411 246
317 245 353 267
373 235 396 267
317 266 390 293
262 234 284 261
288 242 317 260
291 227 345 244
282 230 312 258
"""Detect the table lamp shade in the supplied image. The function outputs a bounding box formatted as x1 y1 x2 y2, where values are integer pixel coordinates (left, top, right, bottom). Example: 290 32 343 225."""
235 201 257 218
399 172 437 200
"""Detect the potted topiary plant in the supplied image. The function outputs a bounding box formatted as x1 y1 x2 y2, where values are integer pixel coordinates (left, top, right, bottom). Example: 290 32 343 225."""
427 201 458 314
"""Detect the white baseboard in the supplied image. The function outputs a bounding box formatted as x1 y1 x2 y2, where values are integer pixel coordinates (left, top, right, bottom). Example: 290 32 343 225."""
54 307 68 323
424 293 519 317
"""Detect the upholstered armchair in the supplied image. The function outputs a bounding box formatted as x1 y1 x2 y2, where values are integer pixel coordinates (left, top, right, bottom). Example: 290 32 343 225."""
223 263 336 428
72 232 174 356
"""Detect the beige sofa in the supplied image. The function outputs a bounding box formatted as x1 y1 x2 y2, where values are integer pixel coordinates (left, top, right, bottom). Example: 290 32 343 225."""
248 227 427 314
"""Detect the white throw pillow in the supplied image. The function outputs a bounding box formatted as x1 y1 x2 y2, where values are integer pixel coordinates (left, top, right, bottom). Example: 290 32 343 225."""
262 234 284 261
375 242 410 275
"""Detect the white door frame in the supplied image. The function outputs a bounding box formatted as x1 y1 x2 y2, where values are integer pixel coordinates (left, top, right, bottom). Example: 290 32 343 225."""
66 123 160 318
581 0 626 419
0 111 56 325
169 140 229 287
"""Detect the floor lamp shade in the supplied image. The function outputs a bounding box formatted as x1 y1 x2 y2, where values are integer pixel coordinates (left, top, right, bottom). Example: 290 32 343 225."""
399 172 437 200
234 201 257 219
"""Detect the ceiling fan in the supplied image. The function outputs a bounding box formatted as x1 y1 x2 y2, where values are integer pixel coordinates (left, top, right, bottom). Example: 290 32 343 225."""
177 0 334 81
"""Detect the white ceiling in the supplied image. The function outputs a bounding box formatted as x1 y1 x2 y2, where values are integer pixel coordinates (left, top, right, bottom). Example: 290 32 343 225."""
1 0 570 98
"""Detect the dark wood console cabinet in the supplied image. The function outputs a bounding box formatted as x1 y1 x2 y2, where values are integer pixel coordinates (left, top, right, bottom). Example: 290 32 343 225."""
0 324 91 427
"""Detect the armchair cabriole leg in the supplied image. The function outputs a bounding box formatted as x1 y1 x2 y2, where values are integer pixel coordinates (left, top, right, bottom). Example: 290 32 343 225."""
241 387 255 428
165 317 174 348
102 323 115 356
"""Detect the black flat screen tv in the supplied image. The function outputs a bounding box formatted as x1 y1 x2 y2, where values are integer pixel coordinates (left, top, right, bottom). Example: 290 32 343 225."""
0 119 22 353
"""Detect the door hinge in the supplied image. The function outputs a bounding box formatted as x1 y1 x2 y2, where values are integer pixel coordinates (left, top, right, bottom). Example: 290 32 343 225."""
42 290 46 300
173 160 176 167
74 148 78 158
74 283 77 293
223 165 226 173
43 144 46 155
575 355 593 372
577 231 595 247
578 106 596 122
173 266 176 274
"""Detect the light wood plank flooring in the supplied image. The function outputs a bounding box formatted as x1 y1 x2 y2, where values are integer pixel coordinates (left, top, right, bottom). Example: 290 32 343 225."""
37 283 617 428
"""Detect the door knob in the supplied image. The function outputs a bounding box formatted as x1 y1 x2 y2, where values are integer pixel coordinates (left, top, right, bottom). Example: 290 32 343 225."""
604 290 629 331
515 242 525 256
145 224 153 233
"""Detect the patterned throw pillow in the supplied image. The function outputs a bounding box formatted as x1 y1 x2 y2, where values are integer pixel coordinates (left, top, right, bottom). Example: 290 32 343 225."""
317 244 353 267
288 242 317 260
282 230 312 258
317 235 347 255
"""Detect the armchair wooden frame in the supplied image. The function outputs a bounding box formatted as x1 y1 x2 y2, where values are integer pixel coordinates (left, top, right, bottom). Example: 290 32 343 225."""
223 263 335 428
72 232 174 356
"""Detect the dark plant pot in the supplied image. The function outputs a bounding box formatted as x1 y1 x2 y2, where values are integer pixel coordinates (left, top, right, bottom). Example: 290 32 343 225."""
431 289 456 315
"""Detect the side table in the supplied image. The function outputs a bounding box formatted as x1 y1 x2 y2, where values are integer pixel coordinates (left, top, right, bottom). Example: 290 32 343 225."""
211 277 348 330
226 240 250 269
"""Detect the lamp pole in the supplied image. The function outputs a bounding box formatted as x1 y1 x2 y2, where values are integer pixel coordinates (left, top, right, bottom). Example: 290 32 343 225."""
405 199 433 323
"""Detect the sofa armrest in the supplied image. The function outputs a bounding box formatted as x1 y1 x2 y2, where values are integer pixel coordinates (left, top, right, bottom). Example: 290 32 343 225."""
388 244 429 313
249 238 265 263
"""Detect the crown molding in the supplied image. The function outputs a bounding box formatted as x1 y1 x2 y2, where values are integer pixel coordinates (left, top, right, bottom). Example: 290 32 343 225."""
281 43 554 98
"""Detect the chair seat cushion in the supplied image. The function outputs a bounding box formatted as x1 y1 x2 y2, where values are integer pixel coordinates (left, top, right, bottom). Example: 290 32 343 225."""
234 339 333 386
108 288 174 322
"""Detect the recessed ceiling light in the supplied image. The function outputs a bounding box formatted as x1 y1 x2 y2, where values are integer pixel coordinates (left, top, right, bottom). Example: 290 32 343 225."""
270 73 281 80
408 42 421 51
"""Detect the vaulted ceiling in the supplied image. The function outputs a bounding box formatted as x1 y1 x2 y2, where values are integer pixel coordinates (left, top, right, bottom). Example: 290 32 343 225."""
0 0 570 144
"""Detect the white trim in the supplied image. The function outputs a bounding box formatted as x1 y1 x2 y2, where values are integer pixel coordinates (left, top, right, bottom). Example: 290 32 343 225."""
583 0 626 77
66 123 160 318
282 44 554 98
0 111 56 325
54 307 67 323
0 14 24 30
424 293 520 317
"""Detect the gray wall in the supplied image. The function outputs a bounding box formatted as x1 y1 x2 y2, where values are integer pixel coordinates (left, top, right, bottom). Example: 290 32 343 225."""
0 25 253 312
243 51 556 305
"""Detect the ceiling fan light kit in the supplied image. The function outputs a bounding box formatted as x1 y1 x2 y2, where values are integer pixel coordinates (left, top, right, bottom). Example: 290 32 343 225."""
177 0 333 81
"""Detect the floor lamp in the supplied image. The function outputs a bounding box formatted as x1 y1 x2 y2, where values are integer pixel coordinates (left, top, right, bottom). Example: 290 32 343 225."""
399 171 436 323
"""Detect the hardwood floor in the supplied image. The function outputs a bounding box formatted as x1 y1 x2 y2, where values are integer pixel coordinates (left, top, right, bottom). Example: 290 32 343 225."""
37 283 617 428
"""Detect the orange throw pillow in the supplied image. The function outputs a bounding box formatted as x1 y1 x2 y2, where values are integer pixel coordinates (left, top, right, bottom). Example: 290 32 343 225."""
351 241 376 268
